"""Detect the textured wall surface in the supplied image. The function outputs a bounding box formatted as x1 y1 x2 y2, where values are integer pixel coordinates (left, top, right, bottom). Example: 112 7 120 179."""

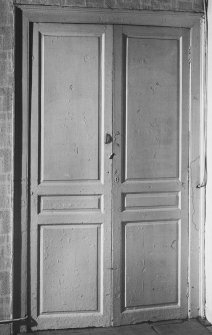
0 0 14 324
14 0 204 12
0 0 204 332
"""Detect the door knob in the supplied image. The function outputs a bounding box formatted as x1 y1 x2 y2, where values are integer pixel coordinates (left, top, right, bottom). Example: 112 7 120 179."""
105 133 113 144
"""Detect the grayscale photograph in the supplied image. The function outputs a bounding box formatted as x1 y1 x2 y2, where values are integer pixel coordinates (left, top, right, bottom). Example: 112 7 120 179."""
0 1 211 334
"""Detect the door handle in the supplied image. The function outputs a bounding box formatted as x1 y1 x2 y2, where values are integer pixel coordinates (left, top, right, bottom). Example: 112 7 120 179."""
105 133 113 144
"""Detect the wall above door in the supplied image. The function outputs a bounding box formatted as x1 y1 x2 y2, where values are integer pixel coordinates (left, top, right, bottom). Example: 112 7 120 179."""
14 0 204 13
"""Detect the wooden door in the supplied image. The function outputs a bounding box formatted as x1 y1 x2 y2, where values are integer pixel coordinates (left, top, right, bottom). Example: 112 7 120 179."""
30 22 191 330
112 26 190 325
30 23 113 330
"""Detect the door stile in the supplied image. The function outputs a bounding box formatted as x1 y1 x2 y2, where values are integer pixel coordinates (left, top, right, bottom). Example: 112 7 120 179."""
30 23 39 321
112 25 124 326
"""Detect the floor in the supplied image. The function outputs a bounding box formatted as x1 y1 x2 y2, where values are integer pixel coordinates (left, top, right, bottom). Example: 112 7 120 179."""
23 319 212 335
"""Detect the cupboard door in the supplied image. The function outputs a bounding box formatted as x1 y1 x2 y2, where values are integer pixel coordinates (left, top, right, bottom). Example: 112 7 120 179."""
112 25 190 325
30 23 113 330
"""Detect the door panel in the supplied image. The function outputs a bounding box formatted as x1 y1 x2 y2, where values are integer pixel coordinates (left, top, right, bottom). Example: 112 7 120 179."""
40 225 100 313
30 24 113 330
125 37 179 180
42 34 100 181
113 26 190 325
124 221 178 308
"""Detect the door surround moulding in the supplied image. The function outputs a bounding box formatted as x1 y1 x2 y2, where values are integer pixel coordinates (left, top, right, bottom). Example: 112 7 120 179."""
14 5 205 332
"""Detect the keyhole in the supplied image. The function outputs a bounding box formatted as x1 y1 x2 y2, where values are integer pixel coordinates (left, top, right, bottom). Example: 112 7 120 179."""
114 176 119 183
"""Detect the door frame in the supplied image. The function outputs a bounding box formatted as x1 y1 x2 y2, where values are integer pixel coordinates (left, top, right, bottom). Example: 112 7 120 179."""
14 5 205 331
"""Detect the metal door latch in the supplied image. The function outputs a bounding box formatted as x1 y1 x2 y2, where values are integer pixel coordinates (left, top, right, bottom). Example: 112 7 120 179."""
105 133 113 144
109 153 115 159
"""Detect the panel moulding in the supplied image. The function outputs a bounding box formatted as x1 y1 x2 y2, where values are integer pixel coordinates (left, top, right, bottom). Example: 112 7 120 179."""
39 224 102 315
122 220 179 311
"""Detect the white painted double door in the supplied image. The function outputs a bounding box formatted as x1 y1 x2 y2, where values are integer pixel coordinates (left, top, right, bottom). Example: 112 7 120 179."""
30 23 190 330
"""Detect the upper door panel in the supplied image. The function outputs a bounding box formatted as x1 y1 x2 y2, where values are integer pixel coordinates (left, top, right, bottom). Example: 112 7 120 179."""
42 33 100 182
125 35 179 180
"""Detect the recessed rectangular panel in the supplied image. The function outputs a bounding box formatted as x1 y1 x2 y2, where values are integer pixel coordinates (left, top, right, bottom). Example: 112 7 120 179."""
39 195 101 212
40 225 100 313
124 193 179 210
41 34 102 181
125 37 180 180
124 221 178 309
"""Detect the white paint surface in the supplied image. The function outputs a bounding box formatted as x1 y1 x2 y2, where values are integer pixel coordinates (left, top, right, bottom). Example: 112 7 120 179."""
206 2 212 323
